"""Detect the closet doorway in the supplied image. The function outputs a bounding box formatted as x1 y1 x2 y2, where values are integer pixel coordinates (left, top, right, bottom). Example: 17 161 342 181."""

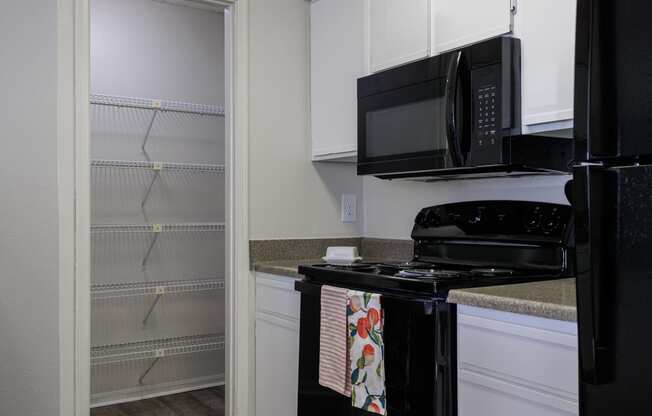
87 0 231 414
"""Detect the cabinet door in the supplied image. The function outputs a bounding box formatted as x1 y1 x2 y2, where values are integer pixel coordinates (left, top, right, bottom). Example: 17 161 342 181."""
367 0 430 72
457 305 579 416
255 273 301 416
515 0 576 132
310 0 365 160
433 0 513 53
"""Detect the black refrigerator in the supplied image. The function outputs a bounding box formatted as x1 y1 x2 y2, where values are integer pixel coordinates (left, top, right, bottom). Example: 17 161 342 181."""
573 0 652 414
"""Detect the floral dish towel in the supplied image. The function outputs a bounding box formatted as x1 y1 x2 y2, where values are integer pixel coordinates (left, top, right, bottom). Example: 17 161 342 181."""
347 290 386 415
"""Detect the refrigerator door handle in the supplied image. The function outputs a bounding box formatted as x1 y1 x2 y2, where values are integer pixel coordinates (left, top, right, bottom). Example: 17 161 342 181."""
574 166 613 385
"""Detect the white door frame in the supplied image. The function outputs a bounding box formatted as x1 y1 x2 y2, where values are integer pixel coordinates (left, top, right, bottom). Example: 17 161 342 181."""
57 0 252 414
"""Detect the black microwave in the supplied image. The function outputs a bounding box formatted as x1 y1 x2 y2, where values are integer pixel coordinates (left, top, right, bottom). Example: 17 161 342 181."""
357 36 571 179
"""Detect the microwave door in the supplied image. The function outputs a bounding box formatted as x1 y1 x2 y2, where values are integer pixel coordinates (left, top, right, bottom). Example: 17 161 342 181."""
357 78 453 176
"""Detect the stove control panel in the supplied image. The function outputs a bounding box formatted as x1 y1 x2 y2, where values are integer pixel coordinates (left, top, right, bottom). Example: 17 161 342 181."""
413 201 572 243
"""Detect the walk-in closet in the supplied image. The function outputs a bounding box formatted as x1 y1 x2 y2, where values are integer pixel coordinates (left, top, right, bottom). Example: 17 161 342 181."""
89 0 227 412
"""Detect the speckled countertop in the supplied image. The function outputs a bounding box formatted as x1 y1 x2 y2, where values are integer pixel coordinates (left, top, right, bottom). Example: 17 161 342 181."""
251 239 576 322
447 278 577 322
250 238 413 278
253 259 323 278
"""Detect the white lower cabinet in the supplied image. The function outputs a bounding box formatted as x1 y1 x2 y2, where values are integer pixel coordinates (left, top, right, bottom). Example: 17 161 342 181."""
255 272 301 416
457 305 579 416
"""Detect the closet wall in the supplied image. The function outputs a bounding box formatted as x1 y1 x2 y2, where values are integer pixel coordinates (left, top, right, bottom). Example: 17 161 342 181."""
89 0 226 405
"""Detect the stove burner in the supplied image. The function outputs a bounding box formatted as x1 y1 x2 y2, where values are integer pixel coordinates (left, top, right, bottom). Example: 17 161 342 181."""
321 263 378 273
398 261 436 269
397 269 468 279
470 268 514 276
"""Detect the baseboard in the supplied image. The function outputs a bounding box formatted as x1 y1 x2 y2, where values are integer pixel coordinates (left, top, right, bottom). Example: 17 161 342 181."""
91 373 225 408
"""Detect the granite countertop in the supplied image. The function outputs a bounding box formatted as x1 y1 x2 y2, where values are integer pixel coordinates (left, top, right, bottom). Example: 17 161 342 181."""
253 259 323 278
447 278 577 322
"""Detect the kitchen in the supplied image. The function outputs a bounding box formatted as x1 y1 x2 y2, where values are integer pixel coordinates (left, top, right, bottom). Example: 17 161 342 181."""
255 0 579 413
1 0 650 416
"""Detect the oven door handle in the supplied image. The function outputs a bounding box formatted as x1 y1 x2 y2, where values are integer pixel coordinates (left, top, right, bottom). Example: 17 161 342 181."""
445 51 465 167
295 280 436 316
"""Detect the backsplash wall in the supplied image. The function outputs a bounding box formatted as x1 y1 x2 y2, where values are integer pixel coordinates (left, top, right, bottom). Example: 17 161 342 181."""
363 174 571 240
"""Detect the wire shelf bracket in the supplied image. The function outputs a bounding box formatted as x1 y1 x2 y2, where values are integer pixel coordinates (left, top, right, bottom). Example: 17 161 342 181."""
141 109 159 161
141 224 162 270
142 292 163 327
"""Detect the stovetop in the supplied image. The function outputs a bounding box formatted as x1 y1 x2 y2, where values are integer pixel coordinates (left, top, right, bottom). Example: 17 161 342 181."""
297 201 574 296
297 260 569 296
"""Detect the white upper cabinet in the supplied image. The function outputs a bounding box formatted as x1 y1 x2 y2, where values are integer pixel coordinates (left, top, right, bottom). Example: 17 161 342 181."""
310 0 365 160
514 0 576 133
309 0 578 161
367 0 431 73
432 0 513 54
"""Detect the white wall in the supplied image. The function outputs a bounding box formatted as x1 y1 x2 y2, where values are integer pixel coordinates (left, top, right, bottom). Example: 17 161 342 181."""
0 1 61 415
363 175 571 239
91 0 224 104
248 0 363 240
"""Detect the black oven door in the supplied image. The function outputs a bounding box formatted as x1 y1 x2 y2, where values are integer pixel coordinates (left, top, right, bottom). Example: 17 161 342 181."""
357 51 471 176
295 280 456 416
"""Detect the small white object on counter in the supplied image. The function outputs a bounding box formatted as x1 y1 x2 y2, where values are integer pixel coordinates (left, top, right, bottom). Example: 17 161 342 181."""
322 246 362 265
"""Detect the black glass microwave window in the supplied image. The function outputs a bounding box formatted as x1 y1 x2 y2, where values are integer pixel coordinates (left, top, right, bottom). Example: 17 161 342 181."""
360 79 447 162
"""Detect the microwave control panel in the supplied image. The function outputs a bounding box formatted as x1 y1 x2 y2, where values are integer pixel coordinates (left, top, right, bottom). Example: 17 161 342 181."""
476 86 497 140
469 64 505 166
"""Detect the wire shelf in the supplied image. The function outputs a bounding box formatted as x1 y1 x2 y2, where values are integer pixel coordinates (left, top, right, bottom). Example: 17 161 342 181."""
91 223 226 233
92 159 225 174
91 334 225 366
91 94 225 117
92 278 225 300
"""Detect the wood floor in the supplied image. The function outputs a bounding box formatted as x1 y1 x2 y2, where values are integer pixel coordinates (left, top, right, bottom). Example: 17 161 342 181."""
91 386 225 416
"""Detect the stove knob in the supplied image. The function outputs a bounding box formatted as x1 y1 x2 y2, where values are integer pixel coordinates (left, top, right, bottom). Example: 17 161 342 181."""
415 210 428 227
468 207 486 225
542 216 560 234
525 206 542 231
425 210 441 227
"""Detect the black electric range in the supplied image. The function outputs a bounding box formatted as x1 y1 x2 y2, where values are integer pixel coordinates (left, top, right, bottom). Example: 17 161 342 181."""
299 200 574 296
295 201 574 416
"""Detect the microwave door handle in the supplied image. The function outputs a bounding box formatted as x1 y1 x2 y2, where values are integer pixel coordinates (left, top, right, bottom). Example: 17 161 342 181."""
445 51 464 167
574 166 613 385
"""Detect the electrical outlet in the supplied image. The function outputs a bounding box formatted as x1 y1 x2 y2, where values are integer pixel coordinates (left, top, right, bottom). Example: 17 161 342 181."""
341 194 357 223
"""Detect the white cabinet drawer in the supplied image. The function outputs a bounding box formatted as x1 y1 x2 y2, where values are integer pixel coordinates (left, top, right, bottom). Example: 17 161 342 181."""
255 272 301 321
458 307 578 407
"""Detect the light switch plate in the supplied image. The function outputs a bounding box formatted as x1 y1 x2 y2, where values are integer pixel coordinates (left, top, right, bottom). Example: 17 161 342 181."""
341 194 357 223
